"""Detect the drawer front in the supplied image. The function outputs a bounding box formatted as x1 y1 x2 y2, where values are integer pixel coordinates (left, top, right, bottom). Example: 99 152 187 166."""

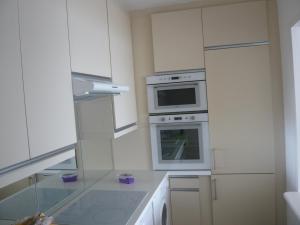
169 177 199 189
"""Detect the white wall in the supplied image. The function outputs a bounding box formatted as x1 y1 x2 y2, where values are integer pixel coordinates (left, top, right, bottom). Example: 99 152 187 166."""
276 0 300 224
75 97 115 171
292 22 300 190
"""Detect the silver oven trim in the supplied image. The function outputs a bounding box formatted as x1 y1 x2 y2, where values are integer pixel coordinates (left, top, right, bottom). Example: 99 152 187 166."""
147 81 207 114
149 113 208 124
146 70 205 85
149 114 210 170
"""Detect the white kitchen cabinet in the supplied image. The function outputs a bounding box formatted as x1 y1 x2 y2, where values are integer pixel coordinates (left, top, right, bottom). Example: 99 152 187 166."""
170 176 212 225
202 1 268 47
19 0 77 158
151 8 205 72
67 0 111 77
211 174 275 225
206 45 275 174
108 0 138 136
0 0 30 169
171 191 201 225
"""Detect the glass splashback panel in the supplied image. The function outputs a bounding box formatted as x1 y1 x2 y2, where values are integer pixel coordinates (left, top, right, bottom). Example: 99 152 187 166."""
0 158 110 224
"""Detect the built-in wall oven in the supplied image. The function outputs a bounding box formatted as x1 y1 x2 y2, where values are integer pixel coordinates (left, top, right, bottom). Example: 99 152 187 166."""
147 71 207 114
149 113 210 170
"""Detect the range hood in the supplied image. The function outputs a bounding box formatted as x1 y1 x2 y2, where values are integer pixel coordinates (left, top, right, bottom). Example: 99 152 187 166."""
72 74 129 101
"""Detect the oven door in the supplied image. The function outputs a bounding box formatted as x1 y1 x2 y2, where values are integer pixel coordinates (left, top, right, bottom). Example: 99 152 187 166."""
147 81 207 114
150 122 210 170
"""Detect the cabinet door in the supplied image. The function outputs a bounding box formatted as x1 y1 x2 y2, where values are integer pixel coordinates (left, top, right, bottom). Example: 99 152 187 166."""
67 0 111 77
0 0 30 169
151 8 205 72
206 45 275 173
170 176 212 225
211 174 275 225
171 190 201 225
108 0 138 134
19 0 77 158
202 1 268 47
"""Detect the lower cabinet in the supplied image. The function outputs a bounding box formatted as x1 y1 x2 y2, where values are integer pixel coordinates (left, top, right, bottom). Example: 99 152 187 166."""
211 174 275 225
170 176 212 225
171 190 201 225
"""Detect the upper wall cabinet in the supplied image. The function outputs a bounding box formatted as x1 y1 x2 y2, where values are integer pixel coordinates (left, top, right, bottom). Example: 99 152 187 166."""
19 0 77 158
108 0 138 135
0 0 30 169
202 1 268 47
151 8 205 72
67 0 111 77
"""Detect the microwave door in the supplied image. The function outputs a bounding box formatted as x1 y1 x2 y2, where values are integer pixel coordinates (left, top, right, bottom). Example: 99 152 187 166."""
154 84 200 110
147 81 207 114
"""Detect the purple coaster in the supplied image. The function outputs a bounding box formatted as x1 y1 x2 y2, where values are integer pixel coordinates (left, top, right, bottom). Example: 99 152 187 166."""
119 174 135 184
62 173 78 183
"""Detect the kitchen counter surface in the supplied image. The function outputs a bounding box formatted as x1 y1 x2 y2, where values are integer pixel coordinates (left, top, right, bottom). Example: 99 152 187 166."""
0 170 211 225
52 170 167 225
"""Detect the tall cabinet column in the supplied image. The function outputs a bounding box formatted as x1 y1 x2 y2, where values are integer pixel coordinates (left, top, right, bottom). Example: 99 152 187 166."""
0 0 30 169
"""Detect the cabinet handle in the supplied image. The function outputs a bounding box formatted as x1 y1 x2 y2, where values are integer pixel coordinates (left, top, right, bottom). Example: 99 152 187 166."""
170 188 199 192
211 148 216 171
169 175 199 179
212 178 217 201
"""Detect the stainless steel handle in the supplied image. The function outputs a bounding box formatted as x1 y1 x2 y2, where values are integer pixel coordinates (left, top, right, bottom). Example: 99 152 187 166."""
170 188 199 192
211 178 217 201
211 148 216 171
169 175 199 179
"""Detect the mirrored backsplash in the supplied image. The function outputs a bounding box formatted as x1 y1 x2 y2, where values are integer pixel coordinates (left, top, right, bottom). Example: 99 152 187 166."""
0 158 111 224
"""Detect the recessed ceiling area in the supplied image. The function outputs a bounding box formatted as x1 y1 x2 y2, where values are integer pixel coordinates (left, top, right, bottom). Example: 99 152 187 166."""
117 0 201 11
117 0 258 11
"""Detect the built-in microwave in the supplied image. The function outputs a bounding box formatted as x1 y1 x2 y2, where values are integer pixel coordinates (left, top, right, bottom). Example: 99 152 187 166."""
147 71 207 114
149 113 210 170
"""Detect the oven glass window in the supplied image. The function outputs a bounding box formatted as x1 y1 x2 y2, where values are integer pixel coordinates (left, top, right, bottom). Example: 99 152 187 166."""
157 88 196 106
159 127 202 161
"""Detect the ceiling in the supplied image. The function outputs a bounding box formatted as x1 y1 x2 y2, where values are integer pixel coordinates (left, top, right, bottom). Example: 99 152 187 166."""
117 0 202 11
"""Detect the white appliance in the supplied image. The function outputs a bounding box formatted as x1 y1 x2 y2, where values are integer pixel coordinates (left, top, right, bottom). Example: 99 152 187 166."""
153 179 171 225
72 73 129 101
147 71 207 114
150 113 210 170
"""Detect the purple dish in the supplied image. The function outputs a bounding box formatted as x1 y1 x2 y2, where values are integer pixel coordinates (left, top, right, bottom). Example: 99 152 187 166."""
119 174 135 184
62 173 78 183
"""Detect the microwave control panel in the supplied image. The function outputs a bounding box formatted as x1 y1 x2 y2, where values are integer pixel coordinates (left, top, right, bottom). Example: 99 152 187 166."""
146 71 205 85
149 113 208 124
